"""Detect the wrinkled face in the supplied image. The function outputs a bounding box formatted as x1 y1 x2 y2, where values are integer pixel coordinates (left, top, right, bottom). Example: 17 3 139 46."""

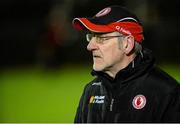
87 32 125 72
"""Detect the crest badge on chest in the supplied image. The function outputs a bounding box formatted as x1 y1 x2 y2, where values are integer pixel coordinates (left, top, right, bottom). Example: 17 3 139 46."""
132 94 146 109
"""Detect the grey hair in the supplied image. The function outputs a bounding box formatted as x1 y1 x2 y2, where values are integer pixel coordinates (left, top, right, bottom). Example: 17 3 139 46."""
134 42 142 55
115 32 142 55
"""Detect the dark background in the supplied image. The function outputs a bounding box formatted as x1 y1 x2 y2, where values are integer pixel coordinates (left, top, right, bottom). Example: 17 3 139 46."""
0 0 180 122
1 0 180 68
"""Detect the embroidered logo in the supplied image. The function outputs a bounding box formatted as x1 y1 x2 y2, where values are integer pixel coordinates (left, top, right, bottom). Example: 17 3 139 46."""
115 26 131 35
132 94 146 109
89 95 105 104
95 7 111 17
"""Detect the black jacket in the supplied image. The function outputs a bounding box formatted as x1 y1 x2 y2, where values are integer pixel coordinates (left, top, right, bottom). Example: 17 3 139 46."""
74 49 180 123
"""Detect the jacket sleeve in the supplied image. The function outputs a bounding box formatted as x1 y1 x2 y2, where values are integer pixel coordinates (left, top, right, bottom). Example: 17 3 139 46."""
74 84 90 123
162 86 180 122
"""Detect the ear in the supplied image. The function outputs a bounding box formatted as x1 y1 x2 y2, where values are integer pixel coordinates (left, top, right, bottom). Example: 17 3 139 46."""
123 35 135 55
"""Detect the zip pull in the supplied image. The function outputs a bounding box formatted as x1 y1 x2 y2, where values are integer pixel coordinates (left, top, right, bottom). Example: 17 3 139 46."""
110 98 114 111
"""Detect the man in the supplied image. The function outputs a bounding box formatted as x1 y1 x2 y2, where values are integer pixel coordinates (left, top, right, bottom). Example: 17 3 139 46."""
72 5 180 122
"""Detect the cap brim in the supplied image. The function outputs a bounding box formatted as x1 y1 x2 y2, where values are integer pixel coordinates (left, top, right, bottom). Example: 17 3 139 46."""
72 18 114 33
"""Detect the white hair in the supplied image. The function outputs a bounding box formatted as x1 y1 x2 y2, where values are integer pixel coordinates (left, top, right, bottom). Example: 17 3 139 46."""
134 42 142 55
115 32 142 55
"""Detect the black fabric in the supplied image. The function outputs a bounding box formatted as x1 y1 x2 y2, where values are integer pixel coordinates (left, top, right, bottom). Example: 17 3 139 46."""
88 5 142 25
74 48 180 123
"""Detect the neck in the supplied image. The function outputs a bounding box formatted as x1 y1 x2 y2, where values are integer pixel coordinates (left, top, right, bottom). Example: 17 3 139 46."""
105 54 136 78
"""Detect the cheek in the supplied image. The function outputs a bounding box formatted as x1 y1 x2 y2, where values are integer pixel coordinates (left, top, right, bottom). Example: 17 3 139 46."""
100 41 122 64
105 50 114 61
103 47 120 63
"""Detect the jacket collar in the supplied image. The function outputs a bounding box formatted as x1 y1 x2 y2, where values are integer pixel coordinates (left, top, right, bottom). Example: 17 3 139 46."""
91 48 155 86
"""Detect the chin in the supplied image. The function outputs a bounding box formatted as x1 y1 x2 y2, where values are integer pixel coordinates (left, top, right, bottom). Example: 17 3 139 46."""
93 64 105 71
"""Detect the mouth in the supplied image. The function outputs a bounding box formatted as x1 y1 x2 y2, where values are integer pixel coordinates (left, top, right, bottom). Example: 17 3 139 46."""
93 55 101 58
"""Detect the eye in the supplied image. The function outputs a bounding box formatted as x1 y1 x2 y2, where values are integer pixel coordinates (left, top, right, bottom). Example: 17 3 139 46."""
96 37 107 43
100 37 110 41
98 36 111 43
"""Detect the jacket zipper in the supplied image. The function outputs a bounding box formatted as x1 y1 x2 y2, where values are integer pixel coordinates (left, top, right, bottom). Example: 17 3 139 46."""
109 98 114 111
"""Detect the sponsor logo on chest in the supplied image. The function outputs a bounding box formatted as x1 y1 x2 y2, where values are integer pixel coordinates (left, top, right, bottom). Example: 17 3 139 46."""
89 95 105 104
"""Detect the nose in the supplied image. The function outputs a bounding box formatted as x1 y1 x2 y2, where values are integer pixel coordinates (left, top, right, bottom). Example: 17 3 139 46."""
87 37 98 51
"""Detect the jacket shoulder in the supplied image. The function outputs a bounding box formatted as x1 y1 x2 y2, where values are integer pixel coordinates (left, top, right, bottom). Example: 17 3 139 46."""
83 77 101 94
146 66 180 94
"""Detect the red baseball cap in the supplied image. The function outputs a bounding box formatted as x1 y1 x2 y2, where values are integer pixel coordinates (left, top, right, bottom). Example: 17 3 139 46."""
72 5 144 43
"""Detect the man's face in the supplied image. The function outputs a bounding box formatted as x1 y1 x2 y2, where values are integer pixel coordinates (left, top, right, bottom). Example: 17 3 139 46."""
87 32 125 72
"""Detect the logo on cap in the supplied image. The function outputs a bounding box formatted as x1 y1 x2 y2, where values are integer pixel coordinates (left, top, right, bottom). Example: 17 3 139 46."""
115 26 131 35
95 7 111 17
132 94 146 109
